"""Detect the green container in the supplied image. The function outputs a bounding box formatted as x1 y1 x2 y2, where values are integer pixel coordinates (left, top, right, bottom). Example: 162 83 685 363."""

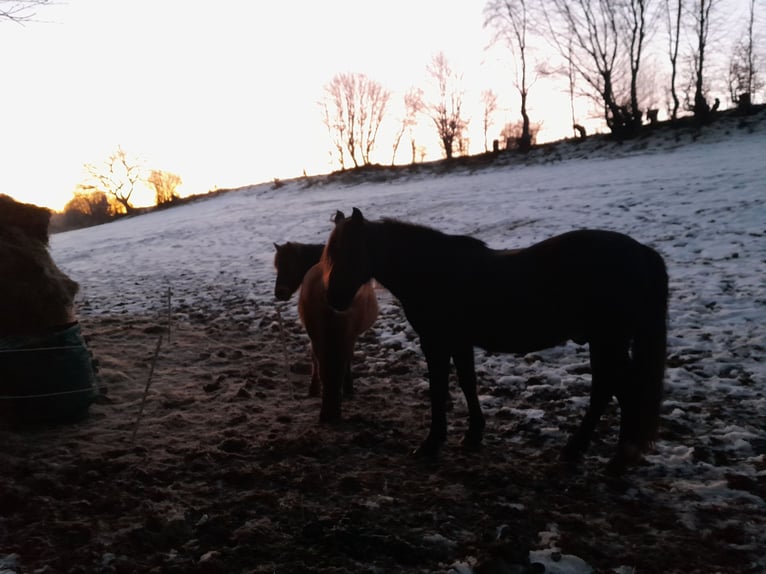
0 323 98 425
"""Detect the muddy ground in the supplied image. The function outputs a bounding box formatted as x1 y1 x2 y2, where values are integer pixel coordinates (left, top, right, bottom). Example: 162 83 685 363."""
1 292 764 573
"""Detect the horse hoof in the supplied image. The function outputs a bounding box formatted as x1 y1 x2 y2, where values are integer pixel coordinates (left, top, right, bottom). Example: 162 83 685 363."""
460 432 483 452
460 440 482 453
606 444 643 475
319 411 342 424
412 441 441 458
560 438 587 464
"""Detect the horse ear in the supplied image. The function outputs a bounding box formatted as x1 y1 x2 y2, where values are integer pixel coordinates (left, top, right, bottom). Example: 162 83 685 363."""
334 210 345 225
273 242 280 250
351 207 363 222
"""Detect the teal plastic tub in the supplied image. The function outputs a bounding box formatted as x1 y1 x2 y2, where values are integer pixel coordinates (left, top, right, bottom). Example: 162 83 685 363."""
0 323 98 425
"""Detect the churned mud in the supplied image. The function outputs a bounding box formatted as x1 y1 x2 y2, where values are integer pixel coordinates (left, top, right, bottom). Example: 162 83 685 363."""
1 290 764 573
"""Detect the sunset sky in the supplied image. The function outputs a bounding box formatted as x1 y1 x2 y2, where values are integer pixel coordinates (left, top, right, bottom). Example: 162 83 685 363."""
0 0 752 211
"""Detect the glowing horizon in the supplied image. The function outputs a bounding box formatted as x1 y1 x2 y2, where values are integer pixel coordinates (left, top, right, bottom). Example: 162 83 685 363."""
0 0 748 212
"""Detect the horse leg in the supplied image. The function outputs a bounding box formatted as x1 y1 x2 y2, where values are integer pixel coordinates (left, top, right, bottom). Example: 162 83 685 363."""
610 371 644 475
342 339 354 397
413 339 451 457
452 346 485 450
318 348 344 423
561 339 627 465
342 362 353 397
308 345 320 397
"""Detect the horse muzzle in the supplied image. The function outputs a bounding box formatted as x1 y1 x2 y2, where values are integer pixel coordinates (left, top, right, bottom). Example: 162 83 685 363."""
274 286 292 301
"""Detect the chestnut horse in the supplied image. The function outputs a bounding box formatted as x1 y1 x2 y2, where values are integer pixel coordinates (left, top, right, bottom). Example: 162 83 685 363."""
273 240 378 421
321 208 668 473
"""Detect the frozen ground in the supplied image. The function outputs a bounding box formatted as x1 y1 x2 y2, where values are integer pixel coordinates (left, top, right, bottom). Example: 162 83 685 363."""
1 112 763 573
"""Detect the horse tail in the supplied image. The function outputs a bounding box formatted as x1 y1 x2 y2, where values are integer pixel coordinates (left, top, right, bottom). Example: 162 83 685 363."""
632 249 669 449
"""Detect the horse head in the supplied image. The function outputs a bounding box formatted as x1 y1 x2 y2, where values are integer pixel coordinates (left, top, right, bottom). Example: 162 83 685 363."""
322 207 371 311
273 242 303 301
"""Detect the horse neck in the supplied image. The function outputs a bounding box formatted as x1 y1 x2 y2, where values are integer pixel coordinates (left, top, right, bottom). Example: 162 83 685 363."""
297 243 325 276
365 221 420 298
365 220 491 301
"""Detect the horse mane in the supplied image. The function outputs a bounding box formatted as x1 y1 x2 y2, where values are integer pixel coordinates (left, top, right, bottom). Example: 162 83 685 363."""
377 217 488 252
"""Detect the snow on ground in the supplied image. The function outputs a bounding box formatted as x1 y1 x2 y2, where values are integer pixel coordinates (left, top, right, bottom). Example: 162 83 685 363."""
50 116 766 572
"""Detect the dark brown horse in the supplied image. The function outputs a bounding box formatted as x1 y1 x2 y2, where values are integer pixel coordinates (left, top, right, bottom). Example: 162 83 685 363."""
321 208 668 472
274 240 379 421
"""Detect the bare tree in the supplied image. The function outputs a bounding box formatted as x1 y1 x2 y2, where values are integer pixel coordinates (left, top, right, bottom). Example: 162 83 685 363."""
665 0 684 120
321 73 391 169
687 0 719 122
84 147 143 214
543 1 623 136
359 77 391 165
567 37 579 136
484 0 535 151
147 170 182 206
621 0 654 131
481 89 499 152
406 89 426 163
727 0 761 109
0 0 49 23
499 119 541 150
425 52 468 160
543 0 654 138
321 100 347 170
391 88 424 164
61 188 115 227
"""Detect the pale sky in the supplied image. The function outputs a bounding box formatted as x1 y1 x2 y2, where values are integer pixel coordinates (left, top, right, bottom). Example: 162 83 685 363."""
0 0 751 211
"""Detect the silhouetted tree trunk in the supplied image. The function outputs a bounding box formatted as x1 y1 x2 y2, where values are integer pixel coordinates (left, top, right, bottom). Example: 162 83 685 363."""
623 0 651 133
727 0 761 111
689 0 718 124
567 38 579 137
391 88 423 165
481 89 498 153
425 52 467 160
665 0 683 121
484 0 534 152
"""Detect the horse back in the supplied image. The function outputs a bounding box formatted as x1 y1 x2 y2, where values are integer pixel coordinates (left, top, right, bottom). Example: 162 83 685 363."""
518 229 661 306
512 229 665 293
470 230 666 352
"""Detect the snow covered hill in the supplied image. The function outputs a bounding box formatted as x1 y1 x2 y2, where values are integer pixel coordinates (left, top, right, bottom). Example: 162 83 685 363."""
45 112 766 572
